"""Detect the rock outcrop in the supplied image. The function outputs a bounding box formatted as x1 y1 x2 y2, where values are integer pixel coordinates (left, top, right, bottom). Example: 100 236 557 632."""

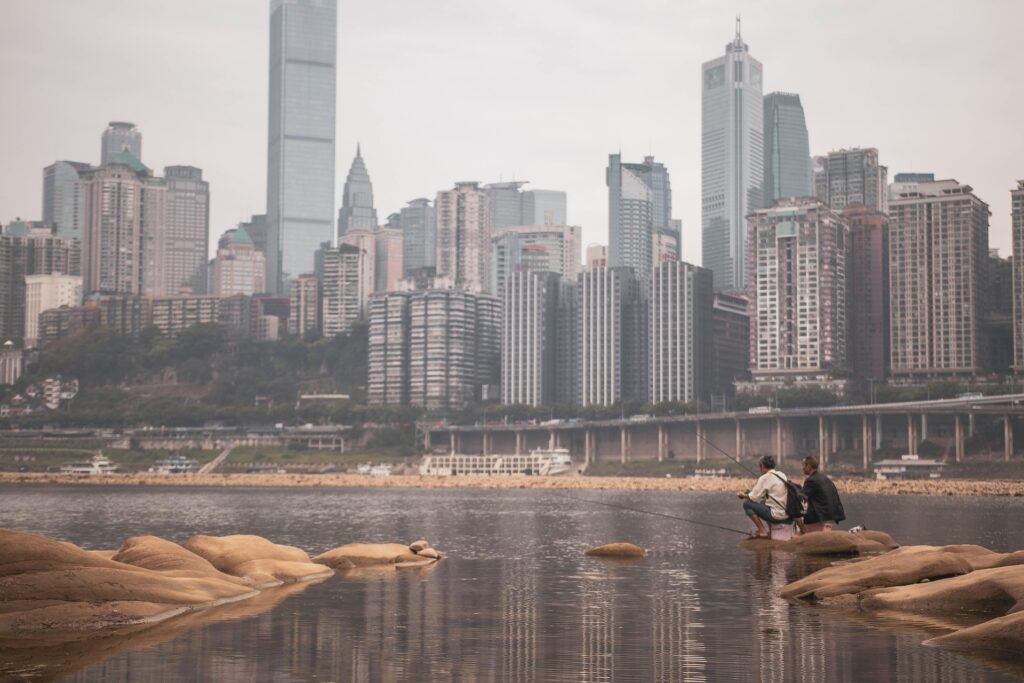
314 541 445 569
741 530 898 556
182 534 332 588
585 543 646 558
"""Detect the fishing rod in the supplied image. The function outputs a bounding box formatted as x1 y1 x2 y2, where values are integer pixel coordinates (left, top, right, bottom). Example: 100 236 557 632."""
552 491 751 536
696 430 791 512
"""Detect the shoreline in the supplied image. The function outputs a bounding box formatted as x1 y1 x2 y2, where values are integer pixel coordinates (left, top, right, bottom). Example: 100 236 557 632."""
0 472 1021 497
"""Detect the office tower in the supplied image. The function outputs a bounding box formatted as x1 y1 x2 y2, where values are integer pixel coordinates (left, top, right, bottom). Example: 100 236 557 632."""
101 122 142 165
812 156 827 202
0 225 77 342
711 291 750 397
163 166 210 294
486 181 528 230
607 154 672 284
586 244 607 269
1014 181 1024 372
320 243 361 336
747 198 847 384
522 189 567 226
367 291 411 405
501 271 577 406
266 0 337 292
816 148 887 213
987 249 1013 373
490 225 581 295
652 230 679 270
23 274 82 348
435 182 491 292
577 266 645 405
337 145 377 238
211 227 266 296
374 227 403 292
844 206 889 381
408 286 500 408
289 273 320 336
339 227 376 317
762 92 811 204
889 180 990 379
649 261 713 403
701 19 763 292
149 295 220 337
42 161 92 244
239 214 268 256
400 199 435 276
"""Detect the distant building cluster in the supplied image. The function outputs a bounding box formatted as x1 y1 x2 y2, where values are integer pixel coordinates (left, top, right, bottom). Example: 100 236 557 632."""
2 8 1021 417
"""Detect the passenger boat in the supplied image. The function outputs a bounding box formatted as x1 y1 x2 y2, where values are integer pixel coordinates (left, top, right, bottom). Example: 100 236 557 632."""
60 454 119 475
419 448 573 476
148 454 200 474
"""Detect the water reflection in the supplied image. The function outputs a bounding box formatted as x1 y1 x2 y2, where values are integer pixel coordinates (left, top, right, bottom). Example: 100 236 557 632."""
0 486 1020 682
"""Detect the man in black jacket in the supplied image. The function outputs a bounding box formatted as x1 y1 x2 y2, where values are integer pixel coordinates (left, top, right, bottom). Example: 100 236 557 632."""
797 456 845 534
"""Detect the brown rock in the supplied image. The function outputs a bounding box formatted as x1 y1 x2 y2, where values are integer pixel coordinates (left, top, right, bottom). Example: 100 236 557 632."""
313 543 412 567
927 609 1024 658
182 535 330 587
859 564 1024 615
416 547 440 559
585 542 646 558
409 540 430 553
112 536 248 585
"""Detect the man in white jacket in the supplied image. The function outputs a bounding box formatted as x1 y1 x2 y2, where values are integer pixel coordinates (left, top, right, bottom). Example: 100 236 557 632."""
737 455 789 538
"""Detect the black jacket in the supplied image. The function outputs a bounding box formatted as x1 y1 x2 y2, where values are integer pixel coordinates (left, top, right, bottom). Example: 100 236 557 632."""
802 471 846 524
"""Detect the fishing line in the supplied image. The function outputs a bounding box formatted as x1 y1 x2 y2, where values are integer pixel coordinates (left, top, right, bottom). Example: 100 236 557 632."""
552 491 751 536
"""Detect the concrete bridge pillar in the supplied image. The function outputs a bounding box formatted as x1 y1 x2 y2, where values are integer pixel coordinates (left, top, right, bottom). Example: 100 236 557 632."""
875 414 882 449
620 427 629 464
775 418 784 464
515 431 524 455
657 424 666 462
1005 416 1014 462
450 433 457 454
584 430 593 464
831 417 840 452
818 416 829 470
921 414 929 441
969 413 976 438
696 422 704 463
549 430 557 450
482 432 490 456
734 420 744 461
906 414 917 455
954 414 964 463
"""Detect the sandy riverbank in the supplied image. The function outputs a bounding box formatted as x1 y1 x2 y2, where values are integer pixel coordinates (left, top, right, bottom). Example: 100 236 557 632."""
0 471 1021 496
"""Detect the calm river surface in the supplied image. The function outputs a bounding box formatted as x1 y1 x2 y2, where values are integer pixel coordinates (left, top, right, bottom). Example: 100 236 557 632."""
2 484 1023 682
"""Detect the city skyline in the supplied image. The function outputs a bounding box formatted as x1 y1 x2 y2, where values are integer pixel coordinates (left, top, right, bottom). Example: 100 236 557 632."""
1 0 1022 264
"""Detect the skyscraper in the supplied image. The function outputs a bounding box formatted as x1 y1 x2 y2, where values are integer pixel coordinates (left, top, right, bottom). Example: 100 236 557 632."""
435 182 491 293
0 225 78 343
211 227 266 297
164 166 210 294
522 189 567 227
844 206 889 381
490 225 581 295
1013 181 1024 372
266 0 337 292
320 243 361 337
338 227 376 317
607 154 671 284
577 266 645 405
42 161 92 244
337 145 377 238
762 92 811 205
888 179 989 379
289 273 320 336
367 291 411 405
702 19 763 292
815 148 887 213
400 198 436 276
484 182 568 231
101 122 142 165
649 261 713 404
374 226 403 292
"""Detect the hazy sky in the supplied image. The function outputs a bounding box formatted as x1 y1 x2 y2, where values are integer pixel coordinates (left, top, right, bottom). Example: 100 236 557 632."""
2 0 1022 260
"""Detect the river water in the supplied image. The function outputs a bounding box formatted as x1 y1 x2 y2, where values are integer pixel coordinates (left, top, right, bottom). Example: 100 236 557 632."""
1 484 1023 682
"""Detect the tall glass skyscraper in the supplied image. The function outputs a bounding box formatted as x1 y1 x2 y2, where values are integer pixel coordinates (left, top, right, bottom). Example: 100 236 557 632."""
607 154 671 284
762 92 811 205
701 19 763 292
266 0 337 292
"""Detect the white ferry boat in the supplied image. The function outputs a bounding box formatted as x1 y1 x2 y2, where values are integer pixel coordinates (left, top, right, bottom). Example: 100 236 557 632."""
61 454 119 475
419 448 573 476
148 454 200 474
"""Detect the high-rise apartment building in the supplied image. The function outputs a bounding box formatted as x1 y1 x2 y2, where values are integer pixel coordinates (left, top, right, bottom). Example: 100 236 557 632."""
320 243 361 337
435 182 491 293
501 271 577 406
815 148 887 213
0 225 78 342
710 291 750 397
652 230 679 271
844 206 889 381
1013 181 1024 372
289 273 320 336
23 274 82 348
374 227 403 293
162 166 210 294
266 0 337 291
889 180 989 379
491 225 581 295
400 198 435 276
577 266 646 405
101 122 142 165
987 249 1013 374
211 227 266 296
42 161 92 244
762 92 811 205
747 198 847 384
702 20 763 292
367 291 411 405
149 295 220 337
337 145 377 238
649 262 713 404
339 227 376 317
585 244 607 269
607 154 671 284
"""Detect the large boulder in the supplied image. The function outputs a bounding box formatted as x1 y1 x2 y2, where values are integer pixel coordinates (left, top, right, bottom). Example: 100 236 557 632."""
585 543 646 558
859 564 1024 615
926 610 1024 659
313 543 413 568
182 535 331 587
112 536 249 585
741 530 898 556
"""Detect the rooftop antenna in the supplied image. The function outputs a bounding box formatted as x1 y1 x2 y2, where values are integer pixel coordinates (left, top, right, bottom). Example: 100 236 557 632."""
735 13 741 40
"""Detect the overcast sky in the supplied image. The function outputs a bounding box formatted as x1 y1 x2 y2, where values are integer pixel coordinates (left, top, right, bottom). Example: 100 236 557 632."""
2 0 1022 260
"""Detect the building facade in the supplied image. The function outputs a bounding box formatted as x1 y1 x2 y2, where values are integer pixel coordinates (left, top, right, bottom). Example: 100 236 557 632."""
338 227 376 317
150 296 220 337
211 227 266 297
266 0 337 291
701 20 763 292
24 274 82 348
491 225 581 296
815 148 887 213
42 160 92 244
367 291 411 405
649 262 713 404
889 180 990 379
577 266 646 405
0 225 78 343
1013 181 1024 372
163 166 210 294
101 122 142 165
710 291 750 397
289 273 320 336
844 206 889 381
320 243 361 337
746 198 847 384
586 244 607 269
374 227 403 293
607 154 671 284
485 182 567 231
762 92 811 205
435 182 491 293
337 145 377 238
400 198 436 276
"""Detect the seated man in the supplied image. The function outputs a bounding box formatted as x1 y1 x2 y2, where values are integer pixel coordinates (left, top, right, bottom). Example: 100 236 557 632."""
737 455 789 538
796 456 846 534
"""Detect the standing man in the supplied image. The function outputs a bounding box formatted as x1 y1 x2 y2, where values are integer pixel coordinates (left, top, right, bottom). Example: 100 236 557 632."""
797 456 845 533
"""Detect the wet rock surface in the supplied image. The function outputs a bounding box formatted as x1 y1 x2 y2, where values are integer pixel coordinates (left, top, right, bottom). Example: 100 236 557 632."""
585 542 646 558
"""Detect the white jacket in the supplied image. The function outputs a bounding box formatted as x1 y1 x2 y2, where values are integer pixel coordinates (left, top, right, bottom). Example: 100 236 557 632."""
749 470 789 520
